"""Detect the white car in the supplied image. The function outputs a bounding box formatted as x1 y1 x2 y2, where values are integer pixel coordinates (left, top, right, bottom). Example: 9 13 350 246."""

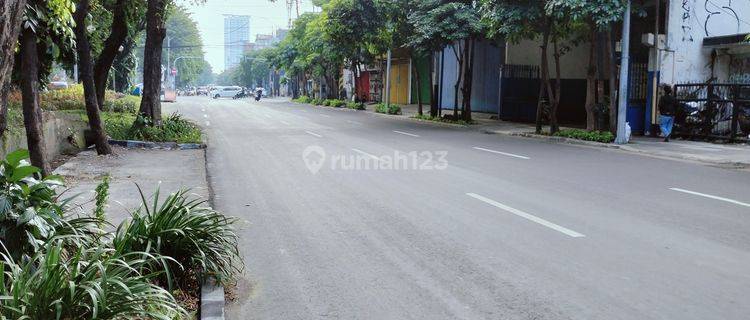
211 86 243 99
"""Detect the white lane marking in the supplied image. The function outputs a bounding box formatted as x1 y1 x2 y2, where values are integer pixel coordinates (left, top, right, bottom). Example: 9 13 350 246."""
263 114 272 119
393 130 420 137
669 188 750 208
203 114 209 118
320 114 331 118
472 146 530 160
466 193 586 238
201 108 206 112
205 121 210 126
280 120 290 125
351 148 380 161
347 120 362 125
305 131 322 138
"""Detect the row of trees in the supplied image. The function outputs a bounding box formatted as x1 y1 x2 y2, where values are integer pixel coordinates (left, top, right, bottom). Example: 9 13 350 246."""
266 0 628 133
0 0 201 174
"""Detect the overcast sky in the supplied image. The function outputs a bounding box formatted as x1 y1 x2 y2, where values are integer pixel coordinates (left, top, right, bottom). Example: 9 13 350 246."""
177 0 318 72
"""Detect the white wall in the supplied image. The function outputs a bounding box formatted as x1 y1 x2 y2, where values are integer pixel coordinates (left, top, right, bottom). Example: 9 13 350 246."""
505 39 589 79
660 0 750 84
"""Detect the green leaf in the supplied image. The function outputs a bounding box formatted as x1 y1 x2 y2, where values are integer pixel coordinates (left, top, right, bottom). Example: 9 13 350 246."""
5 150 29 167
10 166 40 182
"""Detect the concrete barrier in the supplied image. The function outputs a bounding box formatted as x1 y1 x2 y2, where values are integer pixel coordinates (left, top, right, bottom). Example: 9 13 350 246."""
0 111 88 160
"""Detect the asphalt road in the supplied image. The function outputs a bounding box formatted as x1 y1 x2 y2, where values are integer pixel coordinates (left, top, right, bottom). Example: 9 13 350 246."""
168 96 750 320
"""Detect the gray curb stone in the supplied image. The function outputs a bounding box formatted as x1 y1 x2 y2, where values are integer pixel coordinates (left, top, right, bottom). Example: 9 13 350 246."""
201 279 225 320
107 139 206 150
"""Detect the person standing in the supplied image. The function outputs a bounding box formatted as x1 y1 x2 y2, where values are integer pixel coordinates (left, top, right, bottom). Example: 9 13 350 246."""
658 85 676 142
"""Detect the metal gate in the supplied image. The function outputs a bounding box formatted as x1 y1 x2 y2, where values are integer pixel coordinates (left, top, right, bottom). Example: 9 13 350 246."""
673 83 750 142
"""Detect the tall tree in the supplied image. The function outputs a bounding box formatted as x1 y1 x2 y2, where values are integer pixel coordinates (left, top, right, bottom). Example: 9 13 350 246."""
73 0 113 155
93 0 145 109
546 0 625 131
0 0 28 137
323 0 383 100
482 0 564 133
410 0 481 121
138 0 169 125
16 0 77 175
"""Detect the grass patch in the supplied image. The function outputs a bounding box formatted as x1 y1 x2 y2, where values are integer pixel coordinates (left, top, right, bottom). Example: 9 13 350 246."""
553 128 614 143
412 114 474 125
68 110 202 144
374 103 402 115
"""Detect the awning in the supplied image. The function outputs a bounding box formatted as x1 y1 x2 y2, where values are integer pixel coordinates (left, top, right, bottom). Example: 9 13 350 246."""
703 33 750 54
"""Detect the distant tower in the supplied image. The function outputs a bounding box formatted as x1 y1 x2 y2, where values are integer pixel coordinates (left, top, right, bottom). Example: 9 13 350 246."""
224 15 251 70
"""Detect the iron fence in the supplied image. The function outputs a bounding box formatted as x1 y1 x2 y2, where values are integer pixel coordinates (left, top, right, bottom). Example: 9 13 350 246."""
672 83 750 142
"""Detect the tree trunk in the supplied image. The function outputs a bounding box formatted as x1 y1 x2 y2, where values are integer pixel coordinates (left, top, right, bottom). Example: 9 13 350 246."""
550 39 562 134
462 37 475 122
0 0 27 137
606 27 618 134
94 0 128 109
19 28 51 175
429 52 438 117
74 0 113 155
535 21 552 134
585 24 597 131
138 0 168 125
412 54 423 116
452 43 463 119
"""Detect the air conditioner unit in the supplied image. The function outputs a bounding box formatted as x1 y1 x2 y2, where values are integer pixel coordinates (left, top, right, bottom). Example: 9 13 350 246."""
641 33 666 48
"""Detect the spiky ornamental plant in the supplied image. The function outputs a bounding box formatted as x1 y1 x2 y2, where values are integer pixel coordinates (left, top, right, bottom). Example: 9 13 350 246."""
114 187 243 289
0 239 186 319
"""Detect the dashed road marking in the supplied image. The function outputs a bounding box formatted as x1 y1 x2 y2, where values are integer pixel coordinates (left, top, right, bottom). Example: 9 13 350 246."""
393 130 420 137
669 188 750 208
305 131 322 138
351 148 380 161
472 146 530 160
466 193 585 238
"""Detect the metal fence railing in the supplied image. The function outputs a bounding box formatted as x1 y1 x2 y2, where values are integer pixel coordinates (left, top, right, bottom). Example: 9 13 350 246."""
673 83 750 142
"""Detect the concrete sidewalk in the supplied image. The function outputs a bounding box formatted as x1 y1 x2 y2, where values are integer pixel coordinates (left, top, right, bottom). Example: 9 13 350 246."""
54 146 209 225
376 103 750 168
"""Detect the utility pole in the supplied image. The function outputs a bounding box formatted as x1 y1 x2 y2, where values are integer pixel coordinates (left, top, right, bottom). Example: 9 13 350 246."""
385 49 392 108
615 0 631 144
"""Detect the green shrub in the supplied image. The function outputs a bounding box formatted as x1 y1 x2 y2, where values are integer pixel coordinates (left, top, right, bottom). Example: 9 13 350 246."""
114 188 242 287
322 99 331 106
375 103 402 115
0 150 98 260
293 96 312 103
553 128 614 143
346 102 366 110
329 99 346 108
312 98 324 105
412 114 474 125
0 151 241 318
104 95 141 113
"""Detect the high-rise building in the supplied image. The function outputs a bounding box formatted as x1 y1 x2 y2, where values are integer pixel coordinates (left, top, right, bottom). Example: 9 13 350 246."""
224 15 250 70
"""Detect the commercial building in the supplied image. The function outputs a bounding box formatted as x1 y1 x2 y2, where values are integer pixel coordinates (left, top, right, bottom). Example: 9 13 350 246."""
224 14 251 70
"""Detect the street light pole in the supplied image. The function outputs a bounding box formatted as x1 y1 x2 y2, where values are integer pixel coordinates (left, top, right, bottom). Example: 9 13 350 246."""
385 49 392 108
615 0 631 144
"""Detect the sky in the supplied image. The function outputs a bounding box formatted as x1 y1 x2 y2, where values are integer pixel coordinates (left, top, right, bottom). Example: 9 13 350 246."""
177 0 318 72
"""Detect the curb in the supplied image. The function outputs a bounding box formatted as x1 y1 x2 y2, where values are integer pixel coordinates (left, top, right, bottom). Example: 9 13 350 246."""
201 278 225 320
108 139 206 150
482 129 750 168
369 111 472 128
